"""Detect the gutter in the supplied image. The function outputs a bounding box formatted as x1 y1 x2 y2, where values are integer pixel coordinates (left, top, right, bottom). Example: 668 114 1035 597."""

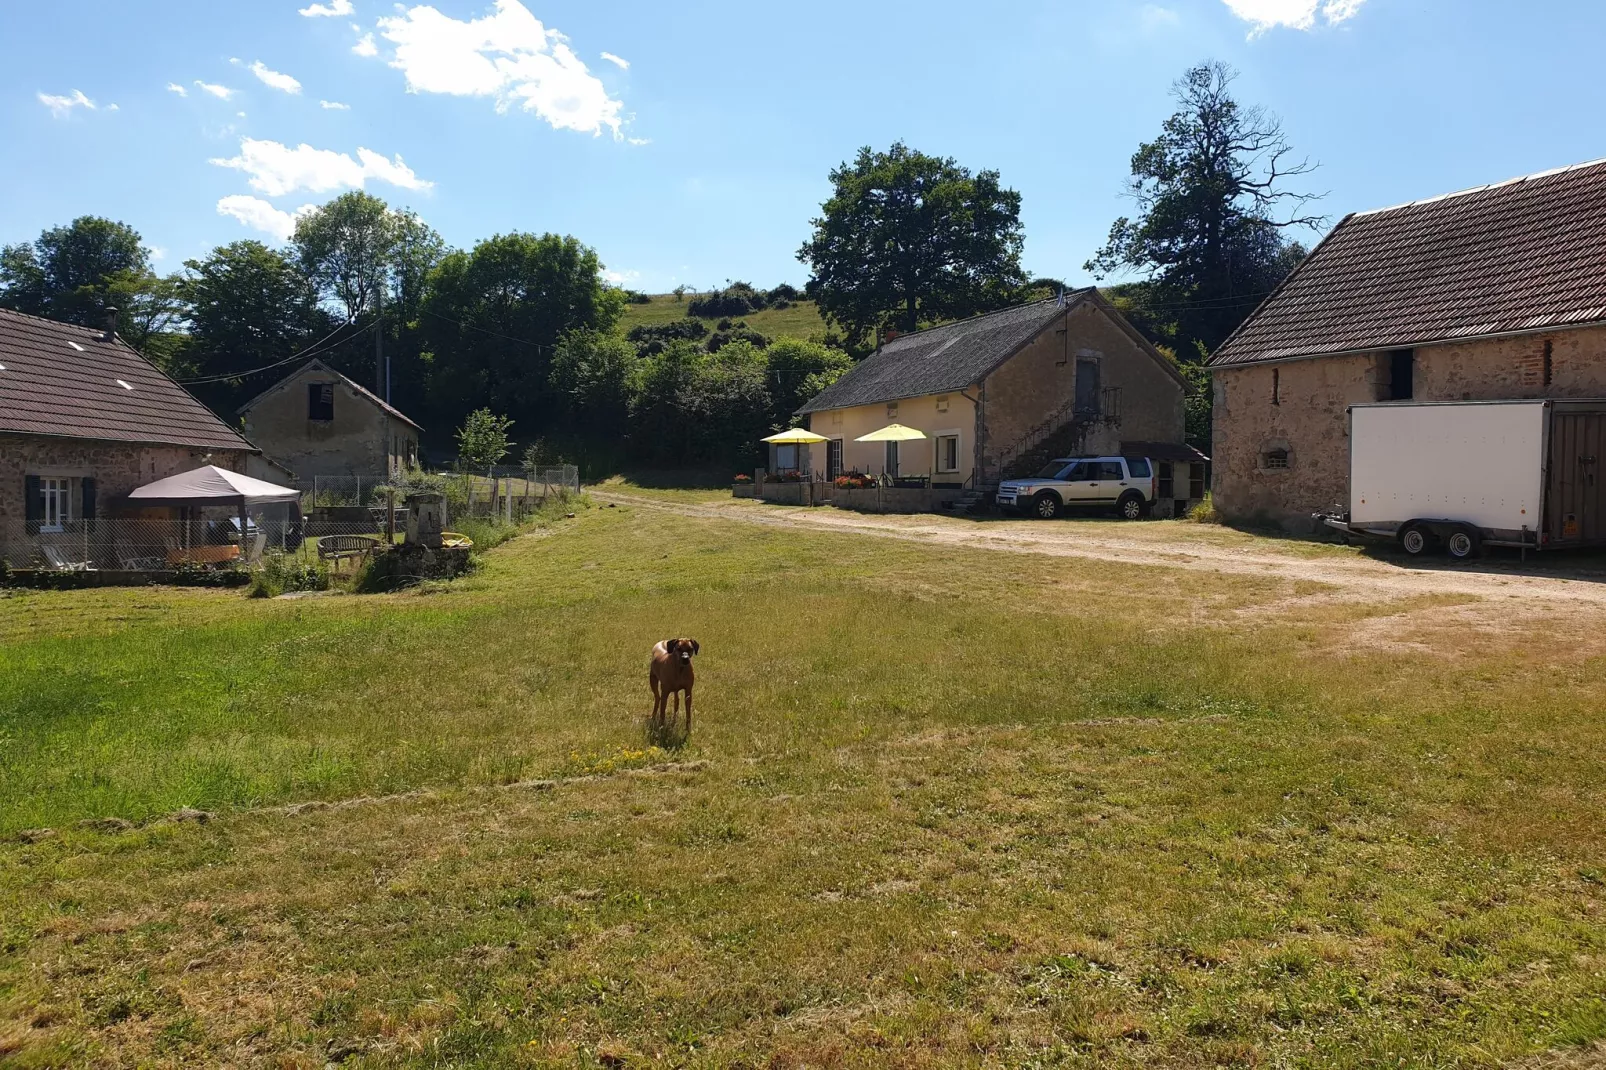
1211 316 1606 372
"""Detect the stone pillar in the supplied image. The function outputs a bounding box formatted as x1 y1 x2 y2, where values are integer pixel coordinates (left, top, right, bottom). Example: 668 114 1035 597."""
405 491 446 548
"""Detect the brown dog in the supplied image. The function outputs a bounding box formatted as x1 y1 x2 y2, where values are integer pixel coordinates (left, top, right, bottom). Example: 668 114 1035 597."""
650 638 699 734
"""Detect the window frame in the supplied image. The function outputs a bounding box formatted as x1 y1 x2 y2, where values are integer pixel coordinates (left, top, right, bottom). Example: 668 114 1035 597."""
933 430 962 474
308 381 336 422
39 477 70 533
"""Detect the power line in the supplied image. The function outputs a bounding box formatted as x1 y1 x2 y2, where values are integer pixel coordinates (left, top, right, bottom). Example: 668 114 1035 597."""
177 319 366 385
421 308 551 352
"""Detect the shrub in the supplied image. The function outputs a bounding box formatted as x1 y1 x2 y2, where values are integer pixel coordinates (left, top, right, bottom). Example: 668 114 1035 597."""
834 471 875 490
733 473 752 484
769 469 805 484
623 289 652 304
770 282 801 302
1185 492 1220 524
626 320 709 356
707 326 769 353
248 554 330 598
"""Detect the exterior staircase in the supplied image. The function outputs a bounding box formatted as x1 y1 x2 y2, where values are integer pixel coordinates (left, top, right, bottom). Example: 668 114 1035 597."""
949 481 998 515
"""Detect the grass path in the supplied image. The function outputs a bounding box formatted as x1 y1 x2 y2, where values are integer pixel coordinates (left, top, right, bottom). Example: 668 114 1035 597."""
3 502 1606 1066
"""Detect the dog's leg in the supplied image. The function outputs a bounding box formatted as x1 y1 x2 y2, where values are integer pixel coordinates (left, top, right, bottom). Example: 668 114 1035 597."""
685 686 692 737
650 674 662 729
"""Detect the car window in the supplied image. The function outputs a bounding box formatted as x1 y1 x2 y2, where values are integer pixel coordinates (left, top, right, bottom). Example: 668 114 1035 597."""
1088 461 1122 480
1124 457 1151 478
1061 462 1089 480
1035 461 1066 478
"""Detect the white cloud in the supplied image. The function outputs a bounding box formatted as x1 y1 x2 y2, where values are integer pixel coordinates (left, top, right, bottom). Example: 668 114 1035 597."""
38 89 95 117
603 269 639 285
149 247 167 262
320 100 351 110
216 195 316 242
194 80 235 100
299 0 354 16
166 82 188 97
248 61 303 94
626 137 651 146
599 51 628 69
210 137 433 196
352 32 378 57
1140 5 1181 31
105 103 120 112
1221 0 1365 33
375 0 625 138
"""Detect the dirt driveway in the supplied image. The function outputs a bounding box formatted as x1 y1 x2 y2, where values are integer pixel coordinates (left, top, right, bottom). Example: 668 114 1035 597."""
594 490 1606 608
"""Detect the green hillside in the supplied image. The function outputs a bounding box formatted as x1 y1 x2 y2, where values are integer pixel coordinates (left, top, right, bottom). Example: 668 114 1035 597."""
619 293 833 341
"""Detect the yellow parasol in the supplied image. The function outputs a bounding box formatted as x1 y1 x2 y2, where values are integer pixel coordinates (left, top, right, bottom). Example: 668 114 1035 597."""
853 423 928 442
761 427 830 444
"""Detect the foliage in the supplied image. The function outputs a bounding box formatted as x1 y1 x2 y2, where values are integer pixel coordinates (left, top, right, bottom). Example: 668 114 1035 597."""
179 241 331 411
705 324 769 352
799 141 1026 347
456 408 514 470
292 191 400 323
763 336 852 420
1185 491 1221 523
625 319 709 355
687 282 767 319
1087 62 1319 359
0 216 149 326
548 330 636 443
248 554 330 598
834 471 875 489
418 232 625 431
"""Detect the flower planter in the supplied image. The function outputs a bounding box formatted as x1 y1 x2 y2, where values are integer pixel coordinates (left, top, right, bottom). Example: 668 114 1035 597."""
732 484 757 498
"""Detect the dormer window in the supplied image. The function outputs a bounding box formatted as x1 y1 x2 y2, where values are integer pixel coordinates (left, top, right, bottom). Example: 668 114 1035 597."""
308 382 335 421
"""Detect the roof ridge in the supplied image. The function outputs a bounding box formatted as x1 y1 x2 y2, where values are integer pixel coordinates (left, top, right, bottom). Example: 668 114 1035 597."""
1352 156 1606 218
883 293 1085 345
0 305 108 337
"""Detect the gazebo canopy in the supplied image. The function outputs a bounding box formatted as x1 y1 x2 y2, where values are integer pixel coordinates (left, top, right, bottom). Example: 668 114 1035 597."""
126 465 300 507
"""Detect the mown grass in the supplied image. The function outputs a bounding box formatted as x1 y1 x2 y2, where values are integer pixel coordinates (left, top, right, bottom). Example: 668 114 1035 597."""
2 504 1606 1067
618 294 832 340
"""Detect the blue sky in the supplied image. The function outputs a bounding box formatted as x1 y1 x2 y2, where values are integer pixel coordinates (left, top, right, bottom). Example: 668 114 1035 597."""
4 0 1605 294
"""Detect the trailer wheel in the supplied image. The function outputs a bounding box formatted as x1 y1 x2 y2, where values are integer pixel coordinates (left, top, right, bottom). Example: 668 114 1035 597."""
1399 525 1432 556
1446 527 1481 561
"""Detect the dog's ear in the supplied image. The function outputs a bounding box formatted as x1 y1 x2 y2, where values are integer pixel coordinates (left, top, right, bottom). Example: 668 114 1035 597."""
689 639 700 655
664 638 679 654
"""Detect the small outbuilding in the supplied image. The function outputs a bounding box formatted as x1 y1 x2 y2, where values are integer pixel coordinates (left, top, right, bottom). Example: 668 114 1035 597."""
238 359 422 482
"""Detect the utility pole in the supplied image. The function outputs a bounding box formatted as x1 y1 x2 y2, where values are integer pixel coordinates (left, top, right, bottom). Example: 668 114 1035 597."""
374 279 387 401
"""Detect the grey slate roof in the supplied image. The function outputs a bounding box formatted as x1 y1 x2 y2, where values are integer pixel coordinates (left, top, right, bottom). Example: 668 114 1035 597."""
1211 157 1606 367
0 307 255 451
798 294 1093 414
238 358 424 431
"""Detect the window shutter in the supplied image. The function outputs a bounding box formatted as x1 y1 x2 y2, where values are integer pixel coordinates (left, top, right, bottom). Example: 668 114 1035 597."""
81 477 97 524
24 475 40 535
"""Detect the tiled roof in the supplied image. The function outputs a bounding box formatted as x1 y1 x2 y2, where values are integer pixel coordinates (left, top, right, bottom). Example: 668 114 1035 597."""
238 359 424 431
798 294 1091 414
1211 158 1606 367
0 307 254 451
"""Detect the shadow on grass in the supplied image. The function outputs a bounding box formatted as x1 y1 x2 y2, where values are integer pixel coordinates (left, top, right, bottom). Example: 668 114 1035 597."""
644 715 692 750
609 469 733 491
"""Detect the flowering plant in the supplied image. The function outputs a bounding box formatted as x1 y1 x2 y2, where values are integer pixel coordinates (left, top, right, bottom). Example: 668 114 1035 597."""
834 471 875 490
733 473 752 484
769 469 806 484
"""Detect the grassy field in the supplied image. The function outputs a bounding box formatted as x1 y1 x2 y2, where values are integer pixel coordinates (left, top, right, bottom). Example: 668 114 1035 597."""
618 294 832 341
3 499 1606 1067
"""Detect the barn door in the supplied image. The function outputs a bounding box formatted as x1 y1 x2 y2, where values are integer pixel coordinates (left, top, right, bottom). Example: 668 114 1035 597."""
1547 412 1606 544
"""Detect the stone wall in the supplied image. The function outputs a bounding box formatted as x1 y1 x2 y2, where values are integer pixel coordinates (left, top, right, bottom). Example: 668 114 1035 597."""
1212 324 1606 528
240 364 419 479
0 435 251 562
979 300 1187 476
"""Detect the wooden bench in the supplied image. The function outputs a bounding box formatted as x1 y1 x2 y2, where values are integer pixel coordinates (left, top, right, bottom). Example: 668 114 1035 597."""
316 534 380 571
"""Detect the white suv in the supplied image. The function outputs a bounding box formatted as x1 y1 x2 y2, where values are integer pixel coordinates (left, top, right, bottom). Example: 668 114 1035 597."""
996 456 1157 520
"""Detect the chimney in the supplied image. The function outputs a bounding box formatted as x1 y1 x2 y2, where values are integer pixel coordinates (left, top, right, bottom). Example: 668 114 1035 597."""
101 307 119 342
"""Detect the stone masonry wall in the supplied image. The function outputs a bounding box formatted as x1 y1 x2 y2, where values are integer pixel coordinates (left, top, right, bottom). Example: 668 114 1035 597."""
1212 323 1606 528
0 435 250 561
979 301 1186 477
240 364 417 479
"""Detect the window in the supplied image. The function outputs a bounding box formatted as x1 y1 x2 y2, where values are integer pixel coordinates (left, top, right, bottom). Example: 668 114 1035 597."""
1189 463 1207 500
1124 457 1152 479
39 477 70 532
936 434 960 473
1061 461 1090 480
1074 359 1101 415
1272 367 1281 406
1263 449 1290 470
1543 339 1554 387
1158 462 1175 499
1386 349 1414 401
887 401 899 420
885 441 900 477
308 382 335 421
827 439 844 480
1092 461 1125 481
775 444 799 471
936 395 950 413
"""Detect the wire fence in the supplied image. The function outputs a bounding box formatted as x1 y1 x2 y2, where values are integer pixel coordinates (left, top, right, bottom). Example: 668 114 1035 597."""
293 466 580 510
0 515 401 573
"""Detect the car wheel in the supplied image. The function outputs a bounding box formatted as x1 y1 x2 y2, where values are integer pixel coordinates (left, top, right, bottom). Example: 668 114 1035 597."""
1033 493 1061 520
1446 527 1481 560
1399 524 1431 556
1117 491 1146 521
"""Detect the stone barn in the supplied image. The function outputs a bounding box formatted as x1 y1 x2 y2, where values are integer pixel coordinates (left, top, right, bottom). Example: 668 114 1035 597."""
238 359 422 481
1209 158 1606 530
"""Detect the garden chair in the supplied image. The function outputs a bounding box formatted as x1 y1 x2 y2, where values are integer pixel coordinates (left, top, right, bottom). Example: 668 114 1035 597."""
316 534 380 572
41 545 91 571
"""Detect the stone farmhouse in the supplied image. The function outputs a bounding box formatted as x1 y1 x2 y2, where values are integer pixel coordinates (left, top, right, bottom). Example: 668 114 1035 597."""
798 290 1206 514
1209 158 1606 529
238 358 422 482
0 307 259 563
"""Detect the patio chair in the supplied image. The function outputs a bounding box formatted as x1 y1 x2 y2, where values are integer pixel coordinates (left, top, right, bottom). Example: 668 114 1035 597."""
40 545 92 571
115 539 166 570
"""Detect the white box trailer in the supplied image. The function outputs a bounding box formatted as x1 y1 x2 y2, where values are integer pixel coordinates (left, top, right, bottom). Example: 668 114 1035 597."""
1335 399 1606 558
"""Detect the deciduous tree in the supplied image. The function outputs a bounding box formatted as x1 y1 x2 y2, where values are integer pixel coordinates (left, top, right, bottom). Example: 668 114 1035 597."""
799 143 1026 347
0 216 150 326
